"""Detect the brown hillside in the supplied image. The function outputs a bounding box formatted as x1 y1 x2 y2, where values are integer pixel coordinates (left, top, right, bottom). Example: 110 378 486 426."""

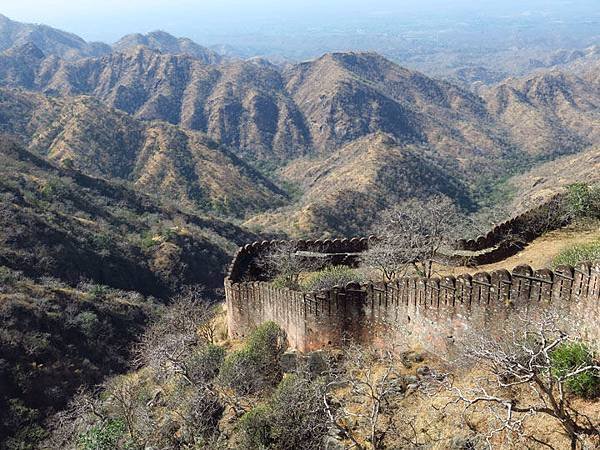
6 46 312 161
508 144 600 210
113 31 223 64
2 47 597 176
245 133 472 237
284 51 506 171
0 13 109 59
0 88 287 217
482 67 600 159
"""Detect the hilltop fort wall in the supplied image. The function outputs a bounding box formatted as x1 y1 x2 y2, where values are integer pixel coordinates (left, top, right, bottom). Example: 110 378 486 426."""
225 237 599 354
453 194 567 252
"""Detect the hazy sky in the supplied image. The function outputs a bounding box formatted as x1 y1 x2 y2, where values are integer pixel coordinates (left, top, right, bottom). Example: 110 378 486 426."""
1 0 598 43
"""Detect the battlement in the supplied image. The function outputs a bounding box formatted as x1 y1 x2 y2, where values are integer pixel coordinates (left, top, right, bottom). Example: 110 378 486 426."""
453 194 567 252
226 237 371 282
226 259 599 354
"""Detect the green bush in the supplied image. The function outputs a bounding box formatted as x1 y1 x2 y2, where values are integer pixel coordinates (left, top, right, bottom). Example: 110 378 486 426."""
550 342 600 399
267 375 328 448
87 284 108 300
92 233 113 251
301 265 364 292
5 424 47 450
219 322 287 395
185 344 225 384
219 348 262 394
236 405 273 449
235 374 328 450
271 274 296 290
78 419 130 450
566 183 600 220
246 321 288 360
0 266 21 285
139 231 158 250
73 311 101 339
553 239 600 267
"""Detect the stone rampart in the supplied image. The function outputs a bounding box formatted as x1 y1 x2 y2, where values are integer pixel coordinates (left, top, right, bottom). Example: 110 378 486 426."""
226 262 600 354
226 237 371 282
454 194 567 252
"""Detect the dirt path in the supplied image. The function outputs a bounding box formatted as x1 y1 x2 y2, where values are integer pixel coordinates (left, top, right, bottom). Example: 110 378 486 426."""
436 222 600 276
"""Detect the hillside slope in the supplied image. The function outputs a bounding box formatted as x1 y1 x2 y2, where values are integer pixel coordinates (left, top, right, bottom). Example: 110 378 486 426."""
0 138 257 296
0 46 313 161
0 13 109 59
284 52 511 171
0 274 157 449
507 144 600 210
113 30 224 64
0 136 262 447
0 88 287 217
245 133 472 236
483 65 600 159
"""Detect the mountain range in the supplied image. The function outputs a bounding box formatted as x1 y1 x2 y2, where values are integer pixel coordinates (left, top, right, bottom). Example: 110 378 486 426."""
0 13 110 59
0 12 598 237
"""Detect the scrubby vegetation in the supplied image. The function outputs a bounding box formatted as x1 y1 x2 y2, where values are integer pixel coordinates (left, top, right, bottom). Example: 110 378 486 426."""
44 318 313 449
0 268 159 449
565 183 600 221
235 374 328 450
0 139 255 297
300 265 365 291
0 139 258 449
553 238 600 267
550 183 600 267
40 309 600 449
219 322 287 395
551 342 600 399
456 315 600 450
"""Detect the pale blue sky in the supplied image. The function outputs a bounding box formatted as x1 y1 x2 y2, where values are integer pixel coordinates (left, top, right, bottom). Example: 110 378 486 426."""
1 0 597 43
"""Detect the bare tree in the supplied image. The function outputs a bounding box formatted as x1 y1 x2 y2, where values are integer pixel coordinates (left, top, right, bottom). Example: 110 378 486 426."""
324 344 407 449
449 315 600 450
169 383 224 448
257 241 319 289
361 238 410 282
42 388 106 450
103 375 153 445
136 285 217 382
364 195 467 280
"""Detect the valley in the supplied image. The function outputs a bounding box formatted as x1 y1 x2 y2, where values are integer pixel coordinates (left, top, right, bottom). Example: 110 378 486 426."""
0 26 598 236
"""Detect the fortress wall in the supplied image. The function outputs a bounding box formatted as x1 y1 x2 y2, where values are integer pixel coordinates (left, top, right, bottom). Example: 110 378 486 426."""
454 194 567 252
225 279 308 349
226 237 371 283
226 262 600 354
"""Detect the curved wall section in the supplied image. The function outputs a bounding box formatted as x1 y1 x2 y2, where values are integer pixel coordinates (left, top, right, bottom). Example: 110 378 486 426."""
226 259 600 354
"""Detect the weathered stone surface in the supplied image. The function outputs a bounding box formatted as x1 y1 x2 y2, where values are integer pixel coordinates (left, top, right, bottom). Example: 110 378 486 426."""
226 238 600 354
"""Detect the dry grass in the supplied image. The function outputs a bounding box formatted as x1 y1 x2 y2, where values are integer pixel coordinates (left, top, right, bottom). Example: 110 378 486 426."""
337 349 600 449
436 221 600 278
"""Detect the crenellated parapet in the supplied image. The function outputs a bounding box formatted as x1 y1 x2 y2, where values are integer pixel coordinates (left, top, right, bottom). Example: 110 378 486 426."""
453 194 567 252
226 259 600 354
226 236 373 282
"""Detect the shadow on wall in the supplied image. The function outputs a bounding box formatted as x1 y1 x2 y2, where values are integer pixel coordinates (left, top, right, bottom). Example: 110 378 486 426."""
225 239 599 355
225 196 594 355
